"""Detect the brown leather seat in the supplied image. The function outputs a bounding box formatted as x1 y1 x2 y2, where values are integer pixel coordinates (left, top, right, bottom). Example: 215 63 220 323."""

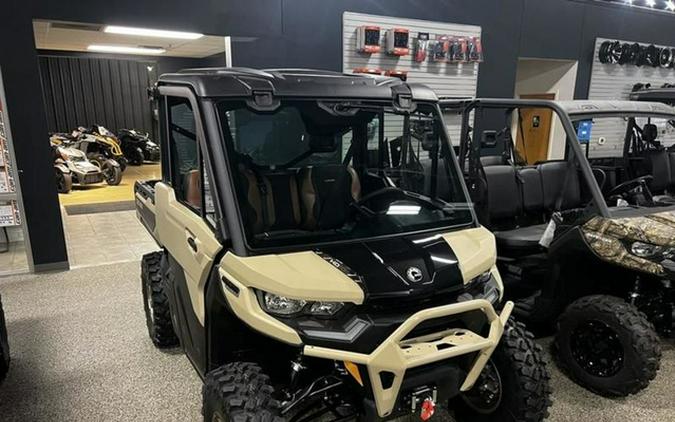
184 170 202 210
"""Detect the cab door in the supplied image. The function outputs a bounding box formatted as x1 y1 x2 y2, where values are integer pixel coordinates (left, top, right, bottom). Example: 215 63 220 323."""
154 93 222 371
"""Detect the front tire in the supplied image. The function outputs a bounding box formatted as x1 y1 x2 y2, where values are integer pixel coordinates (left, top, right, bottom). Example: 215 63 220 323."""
55 169 72 194
203 362 283 422
0 295 9 383
102 161 122 186
554 295 661 397
141 251 178 348
453 320 552 422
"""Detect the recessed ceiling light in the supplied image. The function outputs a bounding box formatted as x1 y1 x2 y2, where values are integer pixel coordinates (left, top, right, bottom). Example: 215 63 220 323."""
646 0 656 6
666 0 675 10
625 0 633 4
104 25 203 40
87 45 166 55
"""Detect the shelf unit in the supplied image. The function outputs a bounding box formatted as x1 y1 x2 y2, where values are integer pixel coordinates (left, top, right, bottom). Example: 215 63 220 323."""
0 66 33 271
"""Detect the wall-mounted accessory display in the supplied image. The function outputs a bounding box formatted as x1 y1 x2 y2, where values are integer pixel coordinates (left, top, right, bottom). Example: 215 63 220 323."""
384 69 408 81
385 28 409 56
413 32 429 62
599 39 675 68
356 25 381 54
352 67 382 75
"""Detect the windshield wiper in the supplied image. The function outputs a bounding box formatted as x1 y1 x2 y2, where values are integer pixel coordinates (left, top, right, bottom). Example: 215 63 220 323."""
399 190 456 215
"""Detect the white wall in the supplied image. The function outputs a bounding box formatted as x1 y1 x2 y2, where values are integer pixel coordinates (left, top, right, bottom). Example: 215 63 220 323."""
514 59 578 160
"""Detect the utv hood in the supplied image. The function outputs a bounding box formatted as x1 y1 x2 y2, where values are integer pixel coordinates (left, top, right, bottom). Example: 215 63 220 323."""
221 227 497 304
318 227 496 302
584 210 675 247
582 210 675 276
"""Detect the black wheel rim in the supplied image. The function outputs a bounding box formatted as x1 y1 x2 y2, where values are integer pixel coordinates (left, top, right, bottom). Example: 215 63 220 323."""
570 320 624 378
460 360 502 414
55 170 65 191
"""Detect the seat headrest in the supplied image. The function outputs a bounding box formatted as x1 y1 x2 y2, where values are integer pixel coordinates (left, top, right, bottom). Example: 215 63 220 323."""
643 124 658 143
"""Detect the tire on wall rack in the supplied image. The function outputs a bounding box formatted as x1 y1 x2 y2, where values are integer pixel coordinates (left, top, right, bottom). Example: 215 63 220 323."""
141 251 178 348
453 320 552 422
554 295 661 397
0 294 10 384
202 362 284 422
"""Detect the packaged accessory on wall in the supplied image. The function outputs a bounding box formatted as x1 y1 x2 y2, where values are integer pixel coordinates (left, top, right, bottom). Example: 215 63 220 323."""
385 28 409 56
468 36 484 62
384 70 408 81
414 32 430 63
356 25 381 54
353 67 382 75
448 37 469 63
431 36 450 62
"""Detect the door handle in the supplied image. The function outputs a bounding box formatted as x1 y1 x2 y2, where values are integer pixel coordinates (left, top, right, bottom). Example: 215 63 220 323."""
187 236 198 253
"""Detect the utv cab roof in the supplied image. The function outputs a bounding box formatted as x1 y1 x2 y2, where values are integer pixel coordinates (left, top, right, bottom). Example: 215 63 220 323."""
440 98 675 120
156 67 438 102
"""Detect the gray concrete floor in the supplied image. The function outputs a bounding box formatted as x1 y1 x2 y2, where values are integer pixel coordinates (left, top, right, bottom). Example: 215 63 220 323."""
0 261 673 421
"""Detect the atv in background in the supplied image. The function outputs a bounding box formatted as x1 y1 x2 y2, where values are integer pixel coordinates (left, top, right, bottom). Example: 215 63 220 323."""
118 128 160 165
72 125 128 172
0 294 9 384
49 133 120 192
135 68 552 421
442 98 666 397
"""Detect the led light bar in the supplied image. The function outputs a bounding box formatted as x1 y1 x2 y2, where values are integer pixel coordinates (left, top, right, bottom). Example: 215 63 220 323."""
104 25 203 40
87 45 166 55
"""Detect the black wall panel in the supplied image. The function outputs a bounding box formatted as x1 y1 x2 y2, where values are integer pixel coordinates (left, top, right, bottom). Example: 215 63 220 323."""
38 55 156 136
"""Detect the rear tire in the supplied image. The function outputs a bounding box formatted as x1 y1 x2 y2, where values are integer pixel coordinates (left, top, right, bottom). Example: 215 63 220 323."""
141 251 178 348
202 362 283 422
0 295 10 383
554 295 661 397
453 320 552 422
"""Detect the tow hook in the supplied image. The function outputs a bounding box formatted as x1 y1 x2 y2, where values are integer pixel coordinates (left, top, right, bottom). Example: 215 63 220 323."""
420 397 436 421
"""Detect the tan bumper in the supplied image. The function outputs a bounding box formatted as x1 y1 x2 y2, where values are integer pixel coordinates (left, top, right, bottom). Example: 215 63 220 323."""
303 299 514 418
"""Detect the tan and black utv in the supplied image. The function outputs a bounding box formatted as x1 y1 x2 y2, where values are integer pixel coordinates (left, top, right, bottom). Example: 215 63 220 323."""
135 68 551 421
441 99 669 398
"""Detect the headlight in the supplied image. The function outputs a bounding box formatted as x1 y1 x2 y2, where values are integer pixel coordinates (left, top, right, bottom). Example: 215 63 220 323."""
631 241 663 258
262 293 306 316
309 301 344 316
261 292 344 317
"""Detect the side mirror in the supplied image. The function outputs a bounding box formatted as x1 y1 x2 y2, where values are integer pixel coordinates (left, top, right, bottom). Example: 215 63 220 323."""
481 131 498 148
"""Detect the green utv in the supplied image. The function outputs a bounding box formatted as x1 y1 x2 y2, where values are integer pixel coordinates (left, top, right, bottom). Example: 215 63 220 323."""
441 98 671 397
135 68 551 421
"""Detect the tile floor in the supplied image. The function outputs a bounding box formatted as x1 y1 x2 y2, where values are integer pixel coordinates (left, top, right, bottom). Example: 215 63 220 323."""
0 240 29 275
62 209 158 268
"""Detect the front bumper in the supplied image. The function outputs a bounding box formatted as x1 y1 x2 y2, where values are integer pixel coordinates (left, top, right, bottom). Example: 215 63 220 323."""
304 299 513 418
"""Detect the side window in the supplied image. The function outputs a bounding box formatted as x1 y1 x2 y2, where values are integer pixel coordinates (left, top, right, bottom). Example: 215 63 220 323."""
167 96 201 212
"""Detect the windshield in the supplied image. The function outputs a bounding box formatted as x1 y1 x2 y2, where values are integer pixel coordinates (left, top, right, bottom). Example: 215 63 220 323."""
216 100 474 249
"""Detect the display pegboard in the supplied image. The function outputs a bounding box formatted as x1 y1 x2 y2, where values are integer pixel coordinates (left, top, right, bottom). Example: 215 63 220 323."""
587 37 675 157
342 12 481 145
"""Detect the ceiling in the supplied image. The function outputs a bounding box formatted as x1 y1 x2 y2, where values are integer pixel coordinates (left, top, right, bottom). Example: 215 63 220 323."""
33 20 227 58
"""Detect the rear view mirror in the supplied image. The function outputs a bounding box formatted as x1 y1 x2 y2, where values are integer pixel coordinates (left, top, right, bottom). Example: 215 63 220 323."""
643 123 658 142
481 131 498 148
309 134 338 153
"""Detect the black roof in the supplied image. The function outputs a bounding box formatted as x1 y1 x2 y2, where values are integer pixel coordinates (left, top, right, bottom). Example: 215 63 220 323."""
157 67 438 101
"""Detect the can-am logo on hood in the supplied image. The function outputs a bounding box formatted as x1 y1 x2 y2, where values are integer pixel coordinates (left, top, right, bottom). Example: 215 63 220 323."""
406 266 424 283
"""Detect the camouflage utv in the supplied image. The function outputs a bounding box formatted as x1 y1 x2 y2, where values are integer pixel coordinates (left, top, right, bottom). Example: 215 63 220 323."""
441 99 670 397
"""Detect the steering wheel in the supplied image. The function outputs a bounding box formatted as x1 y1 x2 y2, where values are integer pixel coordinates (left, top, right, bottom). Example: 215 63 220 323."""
607 175 653 204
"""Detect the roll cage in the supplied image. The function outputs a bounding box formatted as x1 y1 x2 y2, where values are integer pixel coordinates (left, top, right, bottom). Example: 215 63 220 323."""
439 98 611 218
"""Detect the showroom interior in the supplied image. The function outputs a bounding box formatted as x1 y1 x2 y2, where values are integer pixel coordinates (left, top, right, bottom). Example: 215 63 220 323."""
0 0 674 421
